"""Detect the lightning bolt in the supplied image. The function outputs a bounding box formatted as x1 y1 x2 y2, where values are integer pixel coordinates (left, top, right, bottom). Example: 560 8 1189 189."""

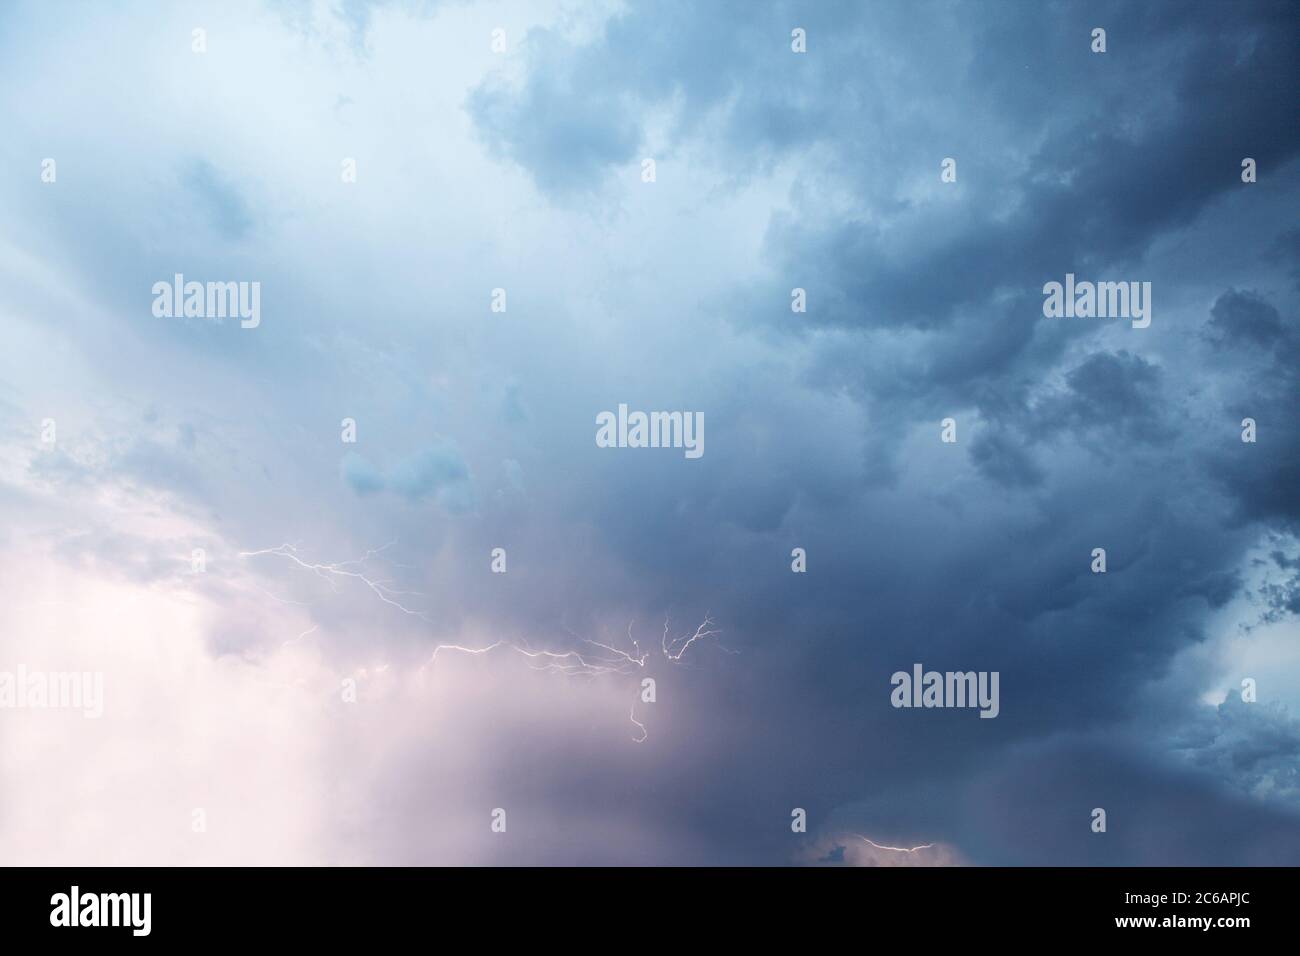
428 614 724 742
662 614 720 661
241 540 725 743
629 703 647 744
281 624 318 649
854 834 935 853
251 581 310 606
427 639 639 676
239 542 431 623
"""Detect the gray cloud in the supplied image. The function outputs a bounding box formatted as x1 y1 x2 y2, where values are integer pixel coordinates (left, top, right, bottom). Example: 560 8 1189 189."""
341 442 474 511
0 0 1296 864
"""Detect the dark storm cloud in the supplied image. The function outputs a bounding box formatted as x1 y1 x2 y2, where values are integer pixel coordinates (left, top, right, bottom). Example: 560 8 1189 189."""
969 429 1045 488
1026 350 1171 445
474 0 1298 332
1200 289 1300 529
956 735 1300 865
462 0 1300 862
3 0 1294 866
1179 695 1300 806
757 2 1299 357
1207 289 1289 350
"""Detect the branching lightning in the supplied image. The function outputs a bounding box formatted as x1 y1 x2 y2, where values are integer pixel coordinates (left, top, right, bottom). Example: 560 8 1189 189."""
240 539 726 744
240 541 431 623
428 614 724 742
662 615 721 661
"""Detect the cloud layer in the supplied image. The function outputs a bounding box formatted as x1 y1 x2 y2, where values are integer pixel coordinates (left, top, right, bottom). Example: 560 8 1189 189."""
0 0 1297 864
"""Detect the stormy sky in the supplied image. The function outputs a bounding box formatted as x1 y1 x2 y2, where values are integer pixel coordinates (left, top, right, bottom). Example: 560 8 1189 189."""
0 0 1297 865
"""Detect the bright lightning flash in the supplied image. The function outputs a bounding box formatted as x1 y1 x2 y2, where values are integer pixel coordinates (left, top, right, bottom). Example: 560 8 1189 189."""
240 542 430 623
428 615 723 742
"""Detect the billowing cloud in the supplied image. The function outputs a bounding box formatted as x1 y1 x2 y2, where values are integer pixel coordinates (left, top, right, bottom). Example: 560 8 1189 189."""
0 0 1296 865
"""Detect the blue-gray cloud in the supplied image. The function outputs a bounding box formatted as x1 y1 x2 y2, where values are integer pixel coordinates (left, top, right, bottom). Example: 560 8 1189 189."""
1 0 1296 864
342 443 474 512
